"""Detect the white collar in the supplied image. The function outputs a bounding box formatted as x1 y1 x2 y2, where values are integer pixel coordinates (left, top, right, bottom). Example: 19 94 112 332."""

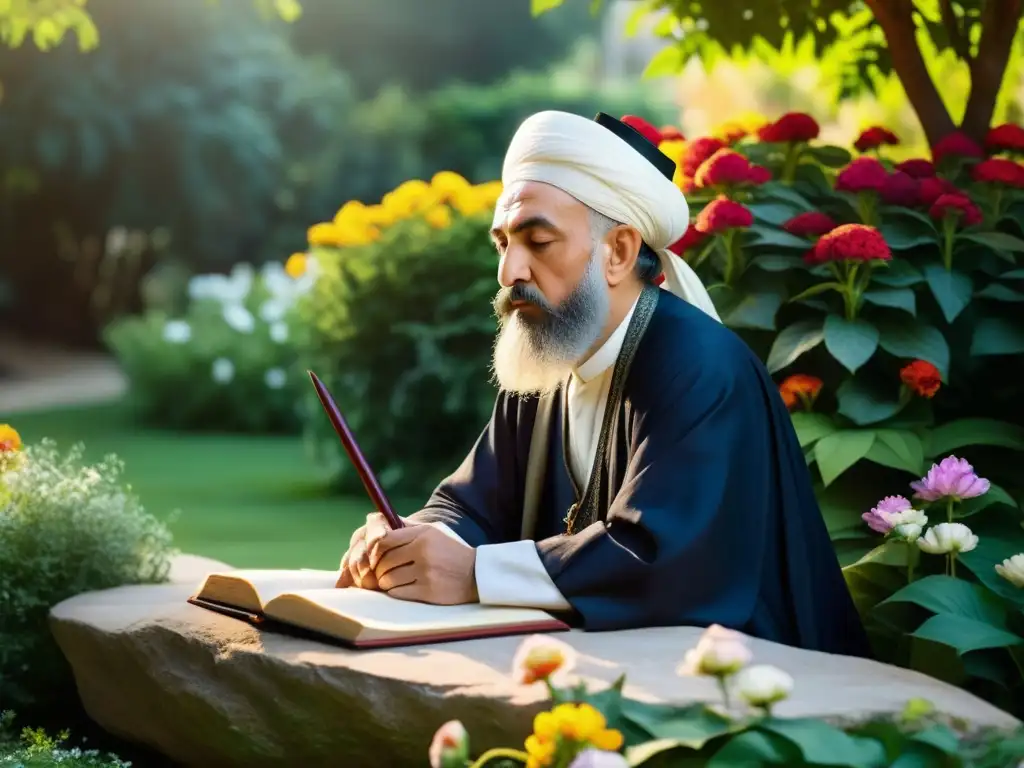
574 294 641 384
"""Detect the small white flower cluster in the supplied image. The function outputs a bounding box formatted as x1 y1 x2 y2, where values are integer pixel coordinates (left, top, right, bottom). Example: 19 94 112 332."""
677 624 794 715
159 260 319 389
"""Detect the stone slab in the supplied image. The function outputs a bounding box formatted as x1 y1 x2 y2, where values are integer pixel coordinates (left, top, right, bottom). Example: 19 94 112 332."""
50 582 1020 767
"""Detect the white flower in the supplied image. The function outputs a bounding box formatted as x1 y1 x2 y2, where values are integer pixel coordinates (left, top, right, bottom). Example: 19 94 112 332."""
995 554 1024 588
511 634 577 685
428 720 468 768
916 522 979 555
269 322 289 343
894 522 925 542
568 749 629 768
264 368 287 389
677 624 752 677
162 320 191 344
734 664 794 708
222 304 255 333
211 358 234 384
187 263 254 306
259 299 288 323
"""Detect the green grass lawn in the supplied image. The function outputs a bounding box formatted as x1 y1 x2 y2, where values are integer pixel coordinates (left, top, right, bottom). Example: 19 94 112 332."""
11 402 423 569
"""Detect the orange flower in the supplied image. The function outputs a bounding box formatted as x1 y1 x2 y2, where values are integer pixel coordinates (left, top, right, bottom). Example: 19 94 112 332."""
0 424 22 453
900 360 941 398
779 375 823 411
512 635 576 685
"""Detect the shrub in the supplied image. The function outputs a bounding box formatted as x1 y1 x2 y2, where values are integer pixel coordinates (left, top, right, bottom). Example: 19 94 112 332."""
293 175 503 495
0 433 176 711
0 712 130 768
104 260 314 433
426 632 1024 767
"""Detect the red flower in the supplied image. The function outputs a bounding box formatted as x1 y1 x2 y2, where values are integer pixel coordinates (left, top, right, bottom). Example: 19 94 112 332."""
694 149 752 188
985 123 1024 154
695 197 754 234
880 171 921 207
900 360 941 399
659 125 685 142
668 223 707 255
854 126 900 152
972 157 1024 187
808 223 892 265
779 374 824 410
918 176 959 207
835 157 889 192
895 159 936 179
783 211 837 238
757 112 820 143
681 137 727 177
929 193 982 227
621 114 662 146
932 131 984 163
747 165 772 185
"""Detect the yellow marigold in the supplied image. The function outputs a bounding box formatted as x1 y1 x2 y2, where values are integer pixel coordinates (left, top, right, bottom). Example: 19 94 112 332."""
451 187 491 217
423 205 452 229
524 734 556 768
658 138 686 166
431 170 471 199
307 222 345 248
474 180 504 207
333 200 367 227
525 703 623 765
0 424 23 453
285 253 308 278
336 221 381 246
362 204 396 228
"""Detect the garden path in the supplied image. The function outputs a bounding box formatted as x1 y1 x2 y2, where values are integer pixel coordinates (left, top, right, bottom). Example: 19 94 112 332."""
0 332 126 414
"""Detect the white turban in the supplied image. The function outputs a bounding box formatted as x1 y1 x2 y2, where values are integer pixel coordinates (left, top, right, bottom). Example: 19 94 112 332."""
501 110 721 322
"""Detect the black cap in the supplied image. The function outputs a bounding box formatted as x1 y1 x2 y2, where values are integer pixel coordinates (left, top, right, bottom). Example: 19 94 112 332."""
593 112 676 181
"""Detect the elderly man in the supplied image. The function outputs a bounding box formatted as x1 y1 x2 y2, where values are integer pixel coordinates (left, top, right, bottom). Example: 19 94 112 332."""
337 111 871 657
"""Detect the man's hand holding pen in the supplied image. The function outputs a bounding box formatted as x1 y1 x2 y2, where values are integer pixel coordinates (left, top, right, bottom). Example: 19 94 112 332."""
336 512 479 605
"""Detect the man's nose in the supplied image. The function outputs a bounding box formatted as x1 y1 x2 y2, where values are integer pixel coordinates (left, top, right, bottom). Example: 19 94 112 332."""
498 245 532 288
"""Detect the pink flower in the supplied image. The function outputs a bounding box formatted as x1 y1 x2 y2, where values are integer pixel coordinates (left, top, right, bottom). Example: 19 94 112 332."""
862 496 928 540
880 171 921 207
910 456 991 502
932 131 984 163
835 157 889 192
895 158 936 179
429 721 469 768
677 624 752 677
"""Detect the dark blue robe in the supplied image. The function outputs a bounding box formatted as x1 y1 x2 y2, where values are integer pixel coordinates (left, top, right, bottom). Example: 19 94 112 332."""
409 288 872 658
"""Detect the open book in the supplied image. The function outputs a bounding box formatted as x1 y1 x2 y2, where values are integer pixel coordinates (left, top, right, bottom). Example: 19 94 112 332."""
187 568 570 649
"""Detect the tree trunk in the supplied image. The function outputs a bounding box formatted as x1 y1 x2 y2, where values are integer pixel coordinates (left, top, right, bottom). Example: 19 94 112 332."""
961 0 1023 143
866 0 957 146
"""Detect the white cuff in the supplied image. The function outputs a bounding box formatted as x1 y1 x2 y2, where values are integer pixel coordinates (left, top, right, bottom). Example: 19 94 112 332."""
474 540 572 611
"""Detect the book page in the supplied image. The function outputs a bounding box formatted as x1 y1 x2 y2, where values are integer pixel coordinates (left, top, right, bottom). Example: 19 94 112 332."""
265 587 558 641
196 569 338 612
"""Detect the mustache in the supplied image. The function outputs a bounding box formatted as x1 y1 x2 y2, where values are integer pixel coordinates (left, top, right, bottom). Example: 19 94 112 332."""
492 282 557 318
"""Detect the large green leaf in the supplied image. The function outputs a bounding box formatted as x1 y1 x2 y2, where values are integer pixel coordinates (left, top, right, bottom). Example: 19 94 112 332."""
760 718 888 767
865 429 925 475
879 575 1008 626
970 316 1024 355
912 613 1023 654
790 412 837 448
959 230 1024 259
975 283 1024 302
876 318 950 379
959 512 1024 607
622 702 735 749
925 418 1024 456
872 260 924 288
766 318 824 373
814 429 876 486
805 144 853 168
922 264 972 324
720 288 783 330
824 315 879 373
759 182 814 211
862 287 916 315
879 212 941 251
836 377 905 426
748 226 816 252
957 483 1019 518
705 730 799 767
749 202 804 226
750 254 806 271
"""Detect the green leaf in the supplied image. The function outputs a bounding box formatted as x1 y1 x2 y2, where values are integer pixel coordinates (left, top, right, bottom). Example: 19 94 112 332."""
836 377 905 426
788 281 844 305
747 224 814 251
880 212 940 251
862 287 916 315
926 418 1024 456
872 260 924 287
912 613 1023 654
706 730 798 766
749 202 803 226
865 429 925 475
970 316 1024 355
790 412 837 448
959 511 1024 607
922 264 973 323
750 254 806 271
719 289 783 330
824 315 879 374
759 182 814 211
622 702 735 749
876 318 950 380
760 718 888 767
959 230 1024 258
806 144 853 168
1001 268 1024 279
766 319 824 373
975 283 1024 301
957 483 1019 518
880 575 1008 626
530 0 565 14
910 725 963 756
642 44 686 77
814 430 876 486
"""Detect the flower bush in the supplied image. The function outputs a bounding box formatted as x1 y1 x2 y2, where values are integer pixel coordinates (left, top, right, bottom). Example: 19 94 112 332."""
426 632 1024 767
104 259 315 433
0 429 176 711
0 712 130 768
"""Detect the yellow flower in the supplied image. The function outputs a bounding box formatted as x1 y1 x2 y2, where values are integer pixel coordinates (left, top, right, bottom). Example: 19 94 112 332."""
333 200 367 227
307 222 344 247
336 221 380 246
451 187 491 217
0 424 22 453
512 635 577 685
474 180 504 207
285 253 308 278
591 728 624 752
658 138 686 166
362 204 396 228
524 734 555 768
423 205 452 229
431 170 471 201
551 702 605 742
526 702 624 763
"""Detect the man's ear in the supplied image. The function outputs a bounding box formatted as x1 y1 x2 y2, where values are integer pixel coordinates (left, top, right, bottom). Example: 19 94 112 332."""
605 225 644 286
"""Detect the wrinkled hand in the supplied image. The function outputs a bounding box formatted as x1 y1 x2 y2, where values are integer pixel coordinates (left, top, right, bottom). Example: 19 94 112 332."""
336 512 394 589
370 524 478 605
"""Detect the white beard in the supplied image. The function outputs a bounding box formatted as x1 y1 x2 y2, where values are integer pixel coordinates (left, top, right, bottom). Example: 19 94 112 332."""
491 314 575 396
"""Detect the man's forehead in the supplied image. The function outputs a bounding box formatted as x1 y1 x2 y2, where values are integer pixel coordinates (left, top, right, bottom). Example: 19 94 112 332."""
491 181 578 231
